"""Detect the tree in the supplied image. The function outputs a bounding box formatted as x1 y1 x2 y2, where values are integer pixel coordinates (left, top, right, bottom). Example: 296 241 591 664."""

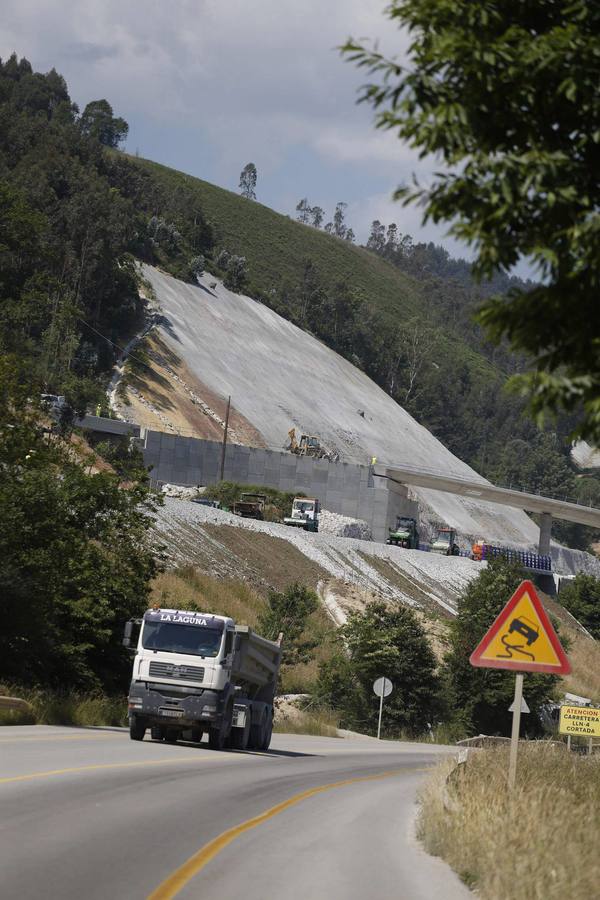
366 220 385 253
333 201 347 238
0 359 158 690
559 574 600 639
189 254 205 281
345 228 355 243
79 99 128 148
310 206 324 228
223 255 248 292
257 582 318 668
317 602 440 736
296 198 311 223
343 3 600 443
443 559 560 736
239 162 257 200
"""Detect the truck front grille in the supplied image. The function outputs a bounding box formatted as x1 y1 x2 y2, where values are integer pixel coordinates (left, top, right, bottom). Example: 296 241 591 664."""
148 661 205 682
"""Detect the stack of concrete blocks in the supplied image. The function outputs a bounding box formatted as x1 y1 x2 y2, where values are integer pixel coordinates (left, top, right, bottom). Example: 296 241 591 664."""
140 429 418 544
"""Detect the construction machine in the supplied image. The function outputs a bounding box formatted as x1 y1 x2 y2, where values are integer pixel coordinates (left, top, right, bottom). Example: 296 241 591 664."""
287 428 323 458
284 497 320 532
431 527 461 556
232 493 266 520
386 516 419 549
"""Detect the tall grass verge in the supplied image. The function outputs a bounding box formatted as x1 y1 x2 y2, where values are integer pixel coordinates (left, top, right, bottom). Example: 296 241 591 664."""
0 685 126 726
274 707 340 737
419 743 600 898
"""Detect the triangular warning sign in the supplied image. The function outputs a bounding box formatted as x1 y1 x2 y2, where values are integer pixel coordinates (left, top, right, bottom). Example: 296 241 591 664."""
470 580 571 674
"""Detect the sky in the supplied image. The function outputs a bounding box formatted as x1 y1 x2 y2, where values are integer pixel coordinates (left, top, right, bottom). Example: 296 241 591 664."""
2 0 467 255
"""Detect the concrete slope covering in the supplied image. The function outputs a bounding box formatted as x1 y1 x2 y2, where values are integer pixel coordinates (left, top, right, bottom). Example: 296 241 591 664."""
143 265 540 544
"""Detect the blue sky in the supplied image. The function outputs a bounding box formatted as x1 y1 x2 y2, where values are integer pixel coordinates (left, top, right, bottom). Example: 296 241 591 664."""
3 0 472 256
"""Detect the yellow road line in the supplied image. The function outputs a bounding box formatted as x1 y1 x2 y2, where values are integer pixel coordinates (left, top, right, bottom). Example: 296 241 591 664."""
148 768 418 899
0 754 232 785
0 733 124 744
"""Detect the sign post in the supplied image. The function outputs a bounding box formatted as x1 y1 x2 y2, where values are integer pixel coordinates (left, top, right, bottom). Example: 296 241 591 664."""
373 677 393 740
470 580 570 788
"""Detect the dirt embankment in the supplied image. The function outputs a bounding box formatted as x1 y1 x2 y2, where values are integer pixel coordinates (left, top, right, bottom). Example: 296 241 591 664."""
116 331 266 446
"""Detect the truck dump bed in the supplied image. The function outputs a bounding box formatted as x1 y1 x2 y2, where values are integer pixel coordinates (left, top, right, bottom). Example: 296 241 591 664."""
232 626 282 703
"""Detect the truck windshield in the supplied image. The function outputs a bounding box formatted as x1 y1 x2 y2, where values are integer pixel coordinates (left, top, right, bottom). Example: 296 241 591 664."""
141 622 223 657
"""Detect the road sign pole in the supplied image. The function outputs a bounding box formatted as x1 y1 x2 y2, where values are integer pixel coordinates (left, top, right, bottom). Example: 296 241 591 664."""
508 673 524 789
377 690 384 740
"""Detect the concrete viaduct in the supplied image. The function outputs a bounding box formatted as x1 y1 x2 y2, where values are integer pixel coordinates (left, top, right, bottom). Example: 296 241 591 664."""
373 463 600 555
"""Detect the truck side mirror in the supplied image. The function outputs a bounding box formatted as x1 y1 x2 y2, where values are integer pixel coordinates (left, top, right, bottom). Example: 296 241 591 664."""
122 620 133 647
123 619 141 649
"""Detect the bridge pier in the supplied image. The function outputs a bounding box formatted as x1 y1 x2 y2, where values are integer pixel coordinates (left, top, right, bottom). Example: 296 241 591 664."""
537 511 555 595
538 511 552 556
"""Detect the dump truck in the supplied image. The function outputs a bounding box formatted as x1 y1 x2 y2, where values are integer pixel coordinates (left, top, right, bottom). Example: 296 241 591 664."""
232 493 266 520
284 497 320 532
431 527 461 556
386 516 419 548
124 608 282 751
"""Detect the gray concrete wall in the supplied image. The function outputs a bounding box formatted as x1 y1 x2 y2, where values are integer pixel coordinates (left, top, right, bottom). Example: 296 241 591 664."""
141 430 417 543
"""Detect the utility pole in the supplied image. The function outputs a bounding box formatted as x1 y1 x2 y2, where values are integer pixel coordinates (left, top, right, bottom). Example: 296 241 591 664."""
220 396 231 481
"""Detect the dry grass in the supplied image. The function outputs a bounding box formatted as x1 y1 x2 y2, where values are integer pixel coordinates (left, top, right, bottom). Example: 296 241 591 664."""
151 567 338 694
151 568 265 627
0 685 126 726
419 743 600 899
562 632 600 702
274 707 340 737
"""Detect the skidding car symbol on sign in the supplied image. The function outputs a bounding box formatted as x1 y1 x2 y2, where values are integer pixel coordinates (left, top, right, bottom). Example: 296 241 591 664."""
470 580 570 675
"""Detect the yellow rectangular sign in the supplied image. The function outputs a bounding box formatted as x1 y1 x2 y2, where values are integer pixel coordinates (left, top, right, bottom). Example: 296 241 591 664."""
559 705 600 737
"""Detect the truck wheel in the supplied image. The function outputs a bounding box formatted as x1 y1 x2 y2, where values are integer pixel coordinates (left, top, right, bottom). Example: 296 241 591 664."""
249 713 266 750
129 716 146 741
259 715 273 751
164 728 179 744
209 708 232 750
151 725 166 741
230 713 251 751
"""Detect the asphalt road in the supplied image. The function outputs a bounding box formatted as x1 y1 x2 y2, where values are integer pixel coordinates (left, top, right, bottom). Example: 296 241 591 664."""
0 725 471 900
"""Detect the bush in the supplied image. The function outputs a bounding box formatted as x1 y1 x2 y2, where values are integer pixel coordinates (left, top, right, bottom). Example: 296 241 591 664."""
316 601 440 737
559 574 600 639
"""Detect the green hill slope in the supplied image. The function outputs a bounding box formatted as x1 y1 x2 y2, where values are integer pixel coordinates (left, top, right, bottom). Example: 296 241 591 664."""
131 156 427 321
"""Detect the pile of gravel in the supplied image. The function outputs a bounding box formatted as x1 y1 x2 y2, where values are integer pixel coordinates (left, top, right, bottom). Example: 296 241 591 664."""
318 509 372 541
160 483 199 500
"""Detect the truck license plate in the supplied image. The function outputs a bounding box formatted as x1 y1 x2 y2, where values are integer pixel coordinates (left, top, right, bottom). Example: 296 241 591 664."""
159 708 184 718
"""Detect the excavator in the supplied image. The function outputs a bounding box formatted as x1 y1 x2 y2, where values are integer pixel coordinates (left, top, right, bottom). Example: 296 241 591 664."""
287 428 339 460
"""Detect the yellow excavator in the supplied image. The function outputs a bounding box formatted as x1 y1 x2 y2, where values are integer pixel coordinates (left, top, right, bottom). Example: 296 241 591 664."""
288 428 324 458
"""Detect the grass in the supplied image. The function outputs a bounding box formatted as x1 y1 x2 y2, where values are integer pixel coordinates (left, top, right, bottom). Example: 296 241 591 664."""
0 686 126 727
151 567 338 694
419 743 600 899
562 632 600 702
274 707 340 738
151 567 265 627
126 153 497 383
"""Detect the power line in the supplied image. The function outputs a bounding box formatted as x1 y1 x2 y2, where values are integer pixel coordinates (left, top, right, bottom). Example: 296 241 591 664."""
77 317 155 373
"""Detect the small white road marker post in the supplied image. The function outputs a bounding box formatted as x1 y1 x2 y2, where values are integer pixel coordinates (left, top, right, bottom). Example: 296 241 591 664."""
373 677 393 740
508 673 524 790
